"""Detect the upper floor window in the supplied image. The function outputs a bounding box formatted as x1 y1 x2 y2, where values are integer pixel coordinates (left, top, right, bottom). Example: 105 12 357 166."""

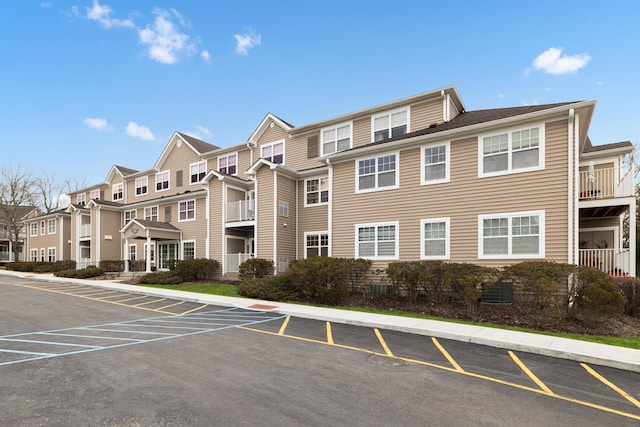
421 218 450 260
261 141 284 164
479 210 545 259
48 219 56 234
356 222 399 260
40 221 45 235
278 201 289 217
89 189 100 200
190 161 207 184
144 206 158 222
422 142 450 185
372 108 409 142
179 200 196 222
305 177 329 206
124 209 136 225
322 123 351 155
135 177 148 196
30 222 38 237
218 153 237 175
356 153 398 193
156 170 170 191
77 193 86 206
112 183 123 201
480 124 544 177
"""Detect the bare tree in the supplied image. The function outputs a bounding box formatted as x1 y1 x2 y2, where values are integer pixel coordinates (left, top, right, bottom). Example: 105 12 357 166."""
33 170 66 213
64 175 88 194
0 164 38 262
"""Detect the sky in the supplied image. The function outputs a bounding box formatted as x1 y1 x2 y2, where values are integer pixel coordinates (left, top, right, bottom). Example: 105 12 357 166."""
1 1 640 188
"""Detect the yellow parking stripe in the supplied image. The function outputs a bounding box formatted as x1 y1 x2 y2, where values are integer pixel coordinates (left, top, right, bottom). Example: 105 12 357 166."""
177 304 208 315
432 337 464 372
133 298 166 307
111 295 149 303
76 290 120 298
509 351 553 395
278 315 290 335
581 363 640 409
155 300 186 311
374 328 394 357
326 322 334 345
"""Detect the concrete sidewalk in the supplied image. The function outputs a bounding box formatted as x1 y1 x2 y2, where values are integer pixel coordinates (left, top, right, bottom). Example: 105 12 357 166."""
2 270 639 372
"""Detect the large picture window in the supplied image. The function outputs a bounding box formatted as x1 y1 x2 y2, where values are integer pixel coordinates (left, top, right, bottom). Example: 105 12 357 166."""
356 222 399 260
479 210 545 259
480 124 544 176
356 153 398 192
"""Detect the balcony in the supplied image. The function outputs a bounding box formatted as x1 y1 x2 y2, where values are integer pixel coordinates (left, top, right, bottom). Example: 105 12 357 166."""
225 200 255 223
578 248 630 276
579 167 634 200
224 253 254 273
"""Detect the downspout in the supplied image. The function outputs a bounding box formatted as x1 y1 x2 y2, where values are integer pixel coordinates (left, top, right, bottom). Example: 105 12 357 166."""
205 183 210 260
573 111 580 271
95 206 101 266
273 170 278 274
295 179 299 261
326 158 333 256
567 108 574 265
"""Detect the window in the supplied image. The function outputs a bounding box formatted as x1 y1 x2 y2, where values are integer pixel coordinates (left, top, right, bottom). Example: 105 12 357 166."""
480 125 544 176
156 170 170 191
48 248 56 263
278 201 289 217
421 218 450 259
77 193 86 206
90 189 101 200
356 222 399 260
305 232 329 258
190 161 207 184
357 153 398 192
48 219 56 234
144 206 158 221
182 241 195 260
112 183 123 201
261 141 284 164
129 244 136 261
218 153 237 175
124 209 136 225
135 177 148 196
372 108 409 142
479 211 545 259
321 123 351 155
422 142 450 184
40 248 45 262
40 221 45 235
30 249 37 262
179 200 195 222
30 222 38 237
305 177 329 206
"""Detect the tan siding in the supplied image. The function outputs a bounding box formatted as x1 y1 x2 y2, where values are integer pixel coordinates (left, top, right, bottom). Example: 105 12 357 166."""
257 124 288 146
125 174 156 204
98 210 122 261
172 196 207 258
156 142 203 194
209 180 224 263
352 117 371 148
411 98 444 130
284 132 325 171
276 174 297 266
255 167 275 260
297 178 329 256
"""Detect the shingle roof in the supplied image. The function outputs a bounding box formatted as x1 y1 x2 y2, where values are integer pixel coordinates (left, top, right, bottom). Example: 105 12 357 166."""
177 132 220 153
92 199 123 207
133 219 180 231
1 205 38 220
114 165 139 176
583 137 633 153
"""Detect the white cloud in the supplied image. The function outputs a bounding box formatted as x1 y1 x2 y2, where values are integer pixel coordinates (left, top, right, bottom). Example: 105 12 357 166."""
86 0 134 29
83 117 110 130
125 122 156 141
234 32 261 55
530 47 591 75
40 2 52 8
201 49 211 62
138 8 195 64
196 126 212 137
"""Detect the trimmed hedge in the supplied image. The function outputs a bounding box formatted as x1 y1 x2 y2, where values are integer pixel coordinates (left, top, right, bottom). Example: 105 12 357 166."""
614 277 640 317
238 258 274 282
55 266 105 279
237 275 297 301
571 266 625 317
6 261 77 273
138 271 182 285
501 261 572 309
170 258 220 282
286 257 351 305
99 260 125 272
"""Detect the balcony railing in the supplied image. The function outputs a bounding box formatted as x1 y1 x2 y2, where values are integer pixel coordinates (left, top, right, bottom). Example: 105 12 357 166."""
578 248 630 276
79 223 91 238
224 253 254 273
225 200 255 222
579 167 634 200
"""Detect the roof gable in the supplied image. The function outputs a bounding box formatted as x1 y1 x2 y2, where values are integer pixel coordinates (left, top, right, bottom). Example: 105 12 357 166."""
248 113 293 145
153 132 219 171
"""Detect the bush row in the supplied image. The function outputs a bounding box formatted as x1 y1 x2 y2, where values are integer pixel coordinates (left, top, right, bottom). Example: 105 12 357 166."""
5 260 76 273
55 266 105 279
137 258 220 285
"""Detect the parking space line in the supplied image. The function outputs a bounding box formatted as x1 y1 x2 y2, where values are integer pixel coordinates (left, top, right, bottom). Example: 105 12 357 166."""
0 337 103 349
177 304 208 315
278 315 290 335
78 290 120 298
133 298 166 307
581 363 640 409
0 349 56 356
509 351 553 395
374 328 394 357
326 322 334 345
39 332 143 342
110 295 149 303
432 337 464 372
156 300 186 311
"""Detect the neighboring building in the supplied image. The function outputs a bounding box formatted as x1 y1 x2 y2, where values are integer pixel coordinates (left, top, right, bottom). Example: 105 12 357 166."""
24 209 71 263
62 86 636 277
0 205 39 264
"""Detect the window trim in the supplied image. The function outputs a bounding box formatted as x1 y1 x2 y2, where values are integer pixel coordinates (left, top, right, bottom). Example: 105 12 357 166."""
355 151 400 194
478 210 545 259
189 160 207 184
304 231 330 258
355 221 399 260
321 121 353 156
155 170 170 192
371 107 410 143
30 248 38 262
420 217 450 260
135 177 148 196
218 153 238 176
304 176 329 207
421 141 451 185
144 205 159 222
89 189 100 200
47 247 56 263
478 123 545 178
40 220 45 236
261 140 285 164
30 222 38 237
124 209 137 225
77 193 86 205
182 240 196 260
178 199 196 222
47 218 56 234
128 244 137 261
112 183 124 201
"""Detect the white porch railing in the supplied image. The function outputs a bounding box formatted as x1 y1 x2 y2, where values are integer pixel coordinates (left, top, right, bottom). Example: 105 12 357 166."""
224 253 254 273
77 258 93 269
578 248 630 276
225 200 255 222
79 223 91 238
579 167 634 200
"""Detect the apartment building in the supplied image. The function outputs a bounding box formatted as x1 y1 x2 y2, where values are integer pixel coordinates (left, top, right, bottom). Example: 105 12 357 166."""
0 205 39 264
64 85 636 277
24 209 71 263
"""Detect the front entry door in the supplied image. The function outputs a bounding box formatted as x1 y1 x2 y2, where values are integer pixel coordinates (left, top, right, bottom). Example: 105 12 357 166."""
158 243 177 270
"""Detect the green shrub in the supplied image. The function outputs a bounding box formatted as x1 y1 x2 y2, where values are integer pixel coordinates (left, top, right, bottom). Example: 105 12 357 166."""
54 269 78 278
173 258 220 281
286 257 350 305
237 275 297 301
138 271 182 285
99 260 125 272
34 260 77 273
420 261 448 303
386 261 425 302
55 266 105 279
346 258 373 294
501 261 572 310
572 266 625 317
443 263 495 316
6 261 43 272
614 277 640 317
238 258 274 282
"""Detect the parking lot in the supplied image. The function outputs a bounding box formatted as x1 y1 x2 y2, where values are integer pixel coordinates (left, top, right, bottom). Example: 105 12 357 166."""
1 275 639 425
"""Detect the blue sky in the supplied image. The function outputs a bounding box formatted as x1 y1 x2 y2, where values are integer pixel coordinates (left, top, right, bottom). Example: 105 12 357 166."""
2 1 639 187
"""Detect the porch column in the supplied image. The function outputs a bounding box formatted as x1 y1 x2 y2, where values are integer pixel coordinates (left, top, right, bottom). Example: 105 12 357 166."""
8 240 12 262
146 236 152 273
124 238 129 273
631 201 637 277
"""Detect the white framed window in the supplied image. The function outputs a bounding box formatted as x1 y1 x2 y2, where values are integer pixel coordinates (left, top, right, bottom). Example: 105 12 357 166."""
77 193 86 206
261 140 284 164
478 210 545 259
48 219 56 234
190 161 207 184
135 177 148 196
144 206 158 221
129 244 136 261
144 243 155 262
356 152 398 193
112 183 123 201
278 201 289 217
40 221 45 236
420 218 450 260
372 108 409 142
124 209 136 225
355 221 399 260
479 124 545 177
40 248 45 262
218 153 237 175
30 249 38 262
182 240 195 260
30 222 38 237
48 247 56 263
156 170 170 191
305 177 329 206
305 232 329 258
321 122 352 155
422 141 450 185
179 200 195 222
89 189 101 200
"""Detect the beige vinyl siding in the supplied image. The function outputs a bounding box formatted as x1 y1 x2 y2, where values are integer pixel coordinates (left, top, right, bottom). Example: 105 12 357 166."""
98 210 122 262
255 167 275 260
297 179 329 256
352 116 371 148
170 196 207 258
155 142 203 194
411 98 445 129
276 174 297 268
331 119 570 269
209 180 224 263
127 174 154 204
